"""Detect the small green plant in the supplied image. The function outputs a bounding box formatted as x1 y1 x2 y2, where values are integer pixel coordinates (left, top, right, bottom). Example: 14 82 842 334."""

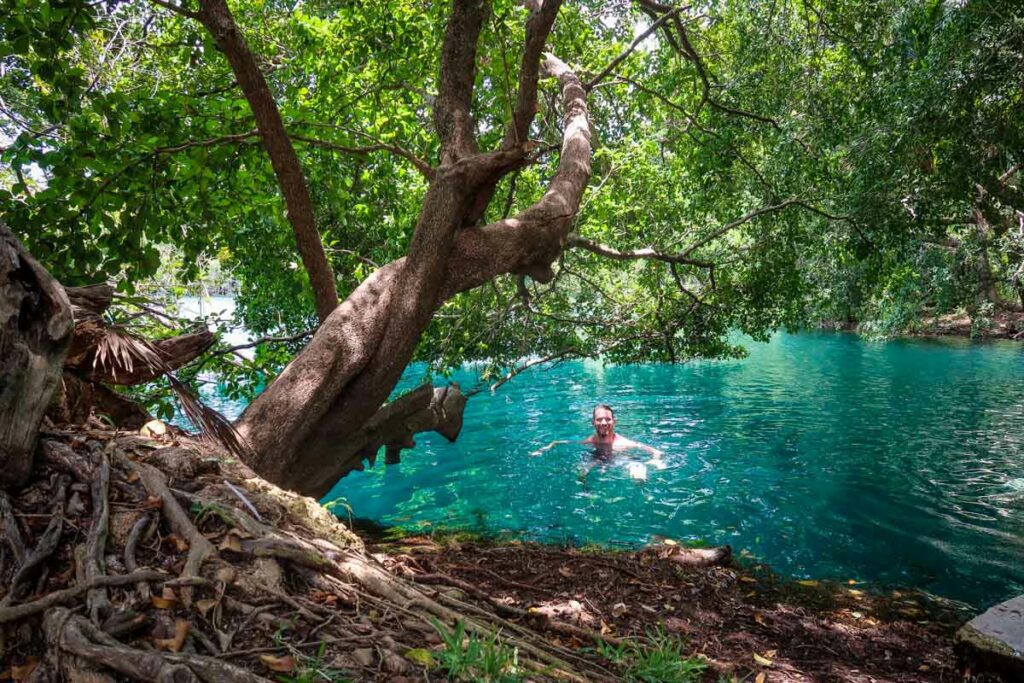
273 641 351 683
596 628 706 683
430 618 524 682
322 497 354 528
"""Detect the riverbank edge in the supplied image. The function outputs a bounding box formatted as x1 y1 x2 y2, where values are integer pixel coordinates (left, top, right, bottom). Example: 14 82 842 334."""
0 422 971 682
821 308 1024 341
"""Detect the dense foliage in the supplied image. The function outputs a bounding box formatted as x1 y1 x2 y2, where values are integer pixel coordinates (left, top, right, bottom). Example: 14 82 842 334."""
2 0 1021 404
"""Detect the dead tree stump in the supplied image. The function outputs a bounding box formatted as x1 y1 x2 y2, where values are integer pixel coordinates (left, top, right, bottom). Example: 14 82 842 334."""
0 221 74 488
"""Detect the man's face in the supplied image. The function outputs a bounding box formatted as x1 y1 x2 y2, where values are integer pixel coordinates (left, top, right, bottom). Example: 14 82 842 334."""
592 407 615 438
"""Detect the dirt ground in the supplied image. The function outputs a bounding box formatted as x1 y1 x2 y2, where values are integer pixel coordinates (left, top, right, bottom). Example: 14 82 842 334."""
372 534 964 682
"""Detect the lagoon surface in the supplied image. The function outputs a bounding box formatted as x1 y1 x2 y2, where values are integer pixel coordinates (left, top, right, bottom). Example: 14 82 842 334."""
321 332 1024 609
202 322 1024 609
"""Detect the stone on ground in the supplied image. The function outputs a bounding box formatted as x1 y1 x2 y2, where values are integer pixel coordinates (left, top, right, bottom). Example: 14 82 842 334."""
955 595 1024 681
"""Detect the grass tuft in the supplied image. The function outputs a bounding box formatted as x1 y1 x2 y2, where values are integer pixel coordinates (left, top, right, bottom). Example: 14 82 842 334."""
430 618 525 682
596 627 707 683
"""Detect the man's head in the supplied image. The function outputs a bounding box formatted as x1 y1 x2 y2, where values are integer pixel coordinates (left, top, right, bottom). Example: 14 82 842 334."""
592 404 616 438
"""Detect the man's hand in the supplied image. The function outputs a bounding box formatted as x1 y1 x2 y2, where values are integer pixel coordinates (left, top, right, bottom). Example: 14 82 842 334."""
646 447 667 469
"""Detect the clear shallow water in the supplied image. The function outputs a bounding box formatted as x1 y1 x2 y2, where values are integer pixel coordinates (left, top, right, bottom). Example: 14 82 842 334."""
316 332 1024 609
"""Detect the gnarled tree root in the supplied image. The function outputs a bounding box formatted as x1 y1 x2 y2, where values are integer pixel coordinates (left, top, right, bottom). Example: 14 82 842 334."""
43 607 269 683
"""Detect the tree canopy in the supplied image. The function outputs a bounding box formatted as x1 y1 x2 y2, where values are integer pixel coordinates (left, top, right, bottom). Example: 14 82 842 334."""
2 0 1022 411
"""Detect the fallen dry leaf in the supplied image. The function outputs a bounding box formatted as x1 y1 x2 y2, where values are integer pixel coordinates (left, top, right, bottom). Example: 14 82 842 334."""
753 652 774 667
152 586 178 610
194 598 219 617
612 602 627 617
796 579 820 587
165 534 189 552
755 673 767 683
6 658 39 681
141 495 163 511
219 532 243 552
600 620 613 635
754 612 765 626
260 655 297 672
558 566 573 578
154 619 189 652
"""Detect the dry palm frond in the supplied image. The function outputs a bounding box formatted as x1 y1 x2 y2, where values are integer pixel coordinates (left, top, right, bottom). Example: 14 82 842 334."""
92 327 168 382
168 375 250 458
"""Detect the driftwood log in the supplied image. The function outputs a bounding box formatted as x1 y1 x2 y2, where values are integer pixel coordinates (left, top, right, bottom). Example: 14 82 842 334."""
0 221 75 488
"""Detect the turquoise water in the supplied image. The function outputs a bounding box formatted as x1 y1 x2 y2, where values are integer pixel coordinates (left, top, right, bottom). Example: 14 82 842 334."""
317 332 1024 609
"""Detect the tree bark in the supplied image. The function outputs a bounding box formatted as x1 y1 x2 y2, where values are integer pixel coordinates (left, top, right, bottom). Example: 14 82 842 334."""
235 1 590 497
0 221 75 488
196 0 338 323
47 373 151 429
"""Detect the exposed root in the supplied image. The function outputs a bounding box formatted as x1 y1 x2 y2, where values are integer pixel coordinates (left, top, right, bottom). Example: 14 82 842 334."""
0 570 166 624
84 450 112 623
44 607 269 683
0 489 26 566
126 460 215 606
2 475 69 606
123 514 154 604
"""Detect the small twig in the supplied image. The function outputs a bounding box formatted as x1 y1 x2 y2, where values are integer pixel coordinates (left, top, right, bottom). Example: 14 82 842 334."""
0 570 167 624
222 480 263 522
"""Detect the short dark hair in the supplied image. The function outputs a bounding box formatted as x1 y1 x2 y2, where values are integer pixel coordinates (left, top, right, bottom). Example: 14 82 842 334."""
592 404 615 418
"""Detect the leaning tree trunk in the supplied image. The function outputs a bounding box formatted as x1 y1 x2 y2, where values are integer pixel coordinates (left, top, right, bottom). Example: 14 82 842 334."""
0 221 75 488
223 0 587 497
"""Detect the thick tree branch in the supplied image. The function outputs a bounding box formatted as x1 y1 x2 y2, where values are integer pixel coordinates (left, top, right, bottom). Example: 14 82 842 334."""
504 0 562 148
435 0 488 163
436 53 593 301
195 0 338 323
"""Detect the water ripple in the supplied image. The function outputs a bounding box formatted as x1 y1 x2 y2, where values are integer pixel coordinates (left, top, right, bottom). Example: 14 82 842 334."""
324 332 1024 608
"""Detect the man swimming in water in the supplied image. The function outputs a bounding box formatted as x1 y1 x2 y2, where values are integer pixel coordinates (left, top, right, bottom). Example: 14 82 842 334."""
530 405 665 477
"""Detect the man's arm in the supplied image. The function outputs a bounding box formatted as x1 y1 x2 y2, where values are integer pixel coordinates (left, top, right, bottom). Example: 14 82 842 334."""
616 435 665 462
529 439 571 457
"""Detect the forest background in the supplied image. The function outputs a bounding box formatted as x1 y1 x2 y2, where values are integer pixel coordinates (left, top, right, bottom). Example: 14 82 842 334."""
2 0 1022 490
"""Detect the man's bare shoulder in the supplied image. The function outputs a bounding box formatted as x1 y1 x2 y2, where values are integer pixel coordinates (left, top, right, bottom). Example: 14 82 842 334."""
612 435 641 449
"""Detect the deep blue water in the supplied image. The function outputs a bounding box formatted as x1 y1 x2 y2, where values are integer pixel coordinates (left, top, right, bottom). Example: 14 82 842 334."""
200 329 1024 608
319 332 1024 609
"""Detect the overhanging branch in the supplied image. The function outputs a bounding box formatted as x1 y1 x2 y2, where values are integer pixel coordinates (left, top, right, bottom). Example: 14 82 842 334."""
196 0 338 323
586 7 681 91
504 0 563 148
